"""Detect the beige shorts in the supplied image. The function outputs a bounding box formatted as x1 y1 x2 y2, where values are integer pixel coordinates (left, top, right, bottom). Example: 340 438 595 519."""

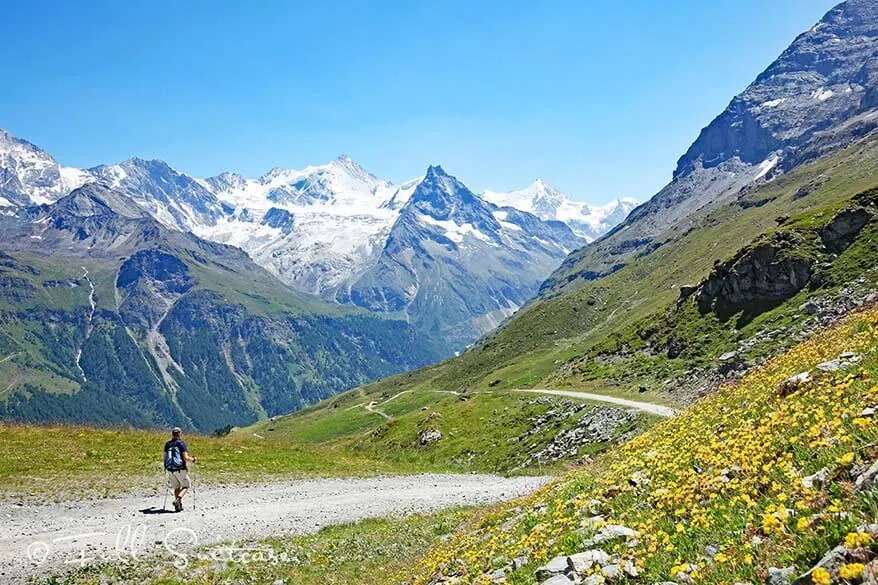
169 470 191 490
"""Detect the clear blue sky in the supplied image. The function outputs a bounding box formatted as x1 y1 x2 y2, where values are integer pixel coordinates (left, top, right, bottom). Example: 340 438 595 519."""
0 0 839 204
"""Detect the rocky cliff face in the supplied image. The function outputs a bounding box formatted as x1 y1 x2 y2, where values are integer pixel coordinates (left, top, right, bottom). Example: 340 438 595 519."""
544 0 878 294
677 0 878 178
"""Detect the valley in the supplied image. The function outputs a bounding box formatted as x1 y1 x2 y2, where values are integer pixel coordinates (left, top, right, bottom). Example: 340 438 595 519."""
2 1 878 584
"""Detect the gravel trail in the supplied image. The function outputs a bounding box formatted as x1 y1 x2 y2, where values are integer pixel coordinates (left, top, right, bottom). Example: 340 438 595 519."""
513 388 678 417
0 473 549 583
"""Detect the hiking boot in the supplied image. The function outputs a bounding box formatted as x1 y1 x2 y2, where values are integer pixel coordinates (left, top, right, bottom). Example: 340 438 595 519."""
174 500 183 512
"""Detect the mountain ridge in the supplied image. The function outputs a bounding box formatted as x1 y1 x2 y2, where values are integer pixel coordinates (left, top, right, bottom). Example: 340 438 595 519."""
0 133 633 351
0 182 444 430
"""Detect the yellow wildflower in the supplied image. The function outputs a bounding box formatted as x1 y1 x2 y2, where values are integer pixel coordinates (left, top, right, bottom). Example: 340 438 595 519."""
844 532 873 549
811 567 831 585
840 563 864 580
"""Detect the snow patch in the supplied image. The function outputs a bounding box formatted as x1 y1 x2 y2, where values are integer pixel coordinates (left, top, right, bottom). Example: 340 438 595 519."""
812 87 834 101
760 98 786 109
499 220 522 232
416 214 493 244
754 155 779 180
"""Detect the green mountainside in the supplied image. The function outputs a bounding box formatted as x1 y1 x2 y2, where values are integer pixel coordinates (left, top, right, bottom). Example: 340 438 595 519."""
0 185 443 431
329 127 878 410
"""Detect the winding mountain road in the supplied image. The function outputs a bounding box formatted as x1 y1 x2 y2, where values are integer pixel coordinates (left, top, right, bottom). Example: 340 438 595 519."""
513 389 678 417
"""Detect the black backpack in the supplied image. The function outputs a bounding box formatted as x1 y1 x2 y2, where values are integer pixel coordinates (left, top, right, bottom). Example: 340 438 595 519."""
164 442 184 472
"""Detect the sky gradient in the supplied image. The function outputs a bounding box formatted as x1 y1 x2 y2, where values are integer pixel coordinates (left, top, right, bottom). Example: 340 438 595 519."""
1 0 840 203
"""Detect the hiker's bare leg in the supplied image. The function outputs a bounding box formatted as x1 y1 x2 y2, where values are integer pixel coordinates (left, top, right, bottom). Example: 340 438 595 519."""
177 487 188 501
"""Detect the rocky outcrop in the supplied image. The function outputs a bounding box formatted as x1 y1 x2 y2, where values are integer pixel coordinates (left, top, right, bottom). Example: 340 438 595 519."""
821 207 873 253
261 207 295 233
694 190 876 320
696 235 814 317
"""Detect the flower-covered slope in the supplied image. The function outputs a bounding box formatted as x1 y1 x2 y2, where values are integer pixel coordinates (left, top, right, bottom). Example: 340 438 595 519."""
410 303 878 585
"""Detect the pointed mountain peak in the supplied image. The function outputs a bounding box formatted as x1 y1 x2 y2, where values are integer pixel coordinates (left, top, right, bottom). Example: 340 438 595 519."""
528 178 564 197
406 165 488 223
425 165 449 179
330 154 377 182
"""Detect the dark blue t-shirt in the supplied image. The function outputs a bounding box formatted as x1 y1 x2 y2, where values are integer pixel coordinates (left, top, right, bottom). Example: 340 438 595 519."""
164 438 189 471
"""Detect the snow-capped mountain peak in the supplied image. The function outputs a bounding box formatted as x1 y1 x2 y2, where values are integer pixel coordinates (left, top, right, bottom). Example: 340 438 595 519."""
482 180 638 242
0 128 91 207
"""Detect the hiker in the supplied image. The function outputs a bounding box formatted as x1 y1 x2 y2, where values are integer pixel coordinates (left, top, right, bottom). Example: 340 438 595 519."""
163 427 197 512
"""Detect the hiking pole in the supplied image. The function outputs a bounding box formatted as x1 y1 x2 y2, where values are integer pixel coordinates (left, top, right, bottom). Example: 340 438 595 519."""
191 461 196 511
162 472 171 511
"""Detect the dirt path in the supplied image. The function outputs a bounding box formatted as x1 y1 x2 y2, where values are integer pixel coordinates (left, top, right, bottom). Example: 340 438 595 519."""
513 388 678 417
0 473 549 583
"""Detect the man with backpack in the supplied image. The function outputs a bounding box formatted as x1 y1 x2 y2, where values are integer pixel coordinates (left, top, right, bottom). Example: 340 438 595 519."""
163 427 197 512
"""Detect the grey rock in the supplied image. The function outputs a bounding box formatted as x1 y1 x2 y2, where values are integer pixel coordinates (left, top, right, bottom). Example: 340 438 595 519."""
821 208 873 253
585 525 636 546
679 284 699 300
418 428 442 446
816 359 844 372
580 515 606 528
816 353 861 373
491 568 507 583
696 236 813 315
802 467 830 489
780 372 811 396
623 560 639 577
602 564 621 580
855 460 878 492
568 550 611 573
540 575 575 585
805 545 848 577
536 556 572 580
766 566 796 585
